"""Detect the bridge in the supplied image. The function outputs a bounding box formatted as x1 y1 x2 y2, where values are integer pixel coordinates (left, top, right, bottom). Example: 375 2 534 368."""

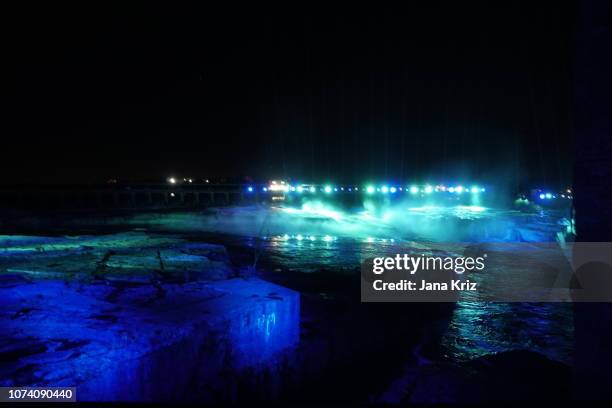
0 183 261 211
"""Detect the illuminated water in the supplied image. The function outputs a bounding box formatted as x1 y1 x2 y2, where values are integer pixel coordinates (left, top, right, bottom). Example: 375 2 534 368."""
195 203 574 365
4 201 574 366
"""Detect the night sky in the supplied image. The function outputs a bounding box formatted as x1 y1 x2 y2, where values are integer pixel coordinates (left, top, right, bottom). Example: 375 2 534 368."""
10 2 574 189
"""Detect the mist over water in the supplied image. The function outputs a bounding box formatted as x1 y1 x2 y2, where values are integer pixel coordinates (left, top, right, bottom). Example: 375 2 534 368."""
125 196 568 244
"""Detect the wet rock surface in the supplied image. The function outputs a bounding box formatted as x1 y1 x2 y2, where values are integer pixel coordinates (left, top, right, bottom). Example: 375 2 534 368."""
0 233 300 402
0 277 300 402
0 232 233 283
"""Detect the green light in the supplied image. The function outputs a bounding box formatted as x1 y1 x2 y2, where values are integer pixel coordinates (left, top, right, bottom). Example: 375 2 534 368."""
424 185 433 194
324 186 332 193
297 186 304 193
381 186 389 193
410 186 419 194
366 186 375 194
309 186 316 193
296 234 304 241
457 205 486 212
323 235 333 242
282 202 343 221
470 186 479 193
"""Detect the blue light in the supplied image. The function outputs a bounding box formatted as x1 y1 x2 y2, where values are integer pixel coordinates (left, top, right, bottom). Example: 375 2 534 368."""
448 187 455 193
424 185 433 194
263 187 268 192
481 187 486 192
247 186 253 192
348 188 352 192
390 186 397 193
334 187 338 192
290 186 296 192
539 193 545 199
297 186 304 193
456 186 464 194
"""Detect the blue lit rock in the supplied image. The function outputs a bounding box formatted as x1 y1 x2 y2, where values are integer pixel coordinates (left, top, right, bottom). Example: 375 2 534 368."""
0 277 299 402
0 233 299 402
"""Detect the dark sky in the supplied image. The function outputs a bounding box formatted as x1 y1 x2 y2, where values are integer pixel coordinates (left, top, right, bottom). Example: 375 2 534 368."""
10 2 574 188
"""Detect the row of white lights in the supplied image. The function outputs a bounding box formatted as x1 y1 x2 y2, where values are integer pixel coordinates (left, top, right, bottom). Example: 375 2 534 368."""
268 234 337 242
251 183 485 195
167 177 210 184
265 234 398 244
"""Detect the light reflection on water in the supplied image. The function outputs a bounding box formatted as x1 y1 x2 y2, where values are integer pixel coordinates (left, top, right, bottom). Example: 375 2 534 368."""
232 205 574 365
255 235 573 365
442 300 573 365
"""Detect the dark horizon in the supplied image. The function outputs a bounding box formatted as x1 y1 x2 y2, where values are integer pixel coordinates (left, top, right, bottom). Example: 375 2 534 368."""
10 2 574 189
